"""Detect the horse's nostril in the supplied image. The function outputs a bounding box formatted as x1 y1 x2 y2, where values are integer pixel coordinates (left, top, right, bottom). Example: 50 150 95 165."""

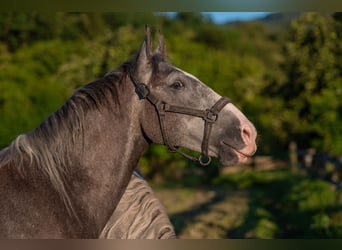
241 124 255 144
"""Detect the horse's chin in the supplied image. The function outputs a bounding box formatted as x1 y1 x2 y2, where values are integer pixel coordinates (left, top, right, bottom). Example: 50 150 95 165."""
218 147 248 166
217 149 238 166
219 157 238 166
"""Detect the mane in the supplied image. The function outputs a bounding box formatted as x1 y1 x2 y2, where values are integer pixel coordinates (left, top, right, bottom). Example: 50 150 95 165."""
0 63 131 219
100 172 176 239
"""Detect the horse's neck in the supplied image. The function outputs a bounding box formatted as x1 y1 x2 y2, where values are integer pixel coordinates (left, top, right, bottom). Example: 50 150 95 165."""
69 85 148 236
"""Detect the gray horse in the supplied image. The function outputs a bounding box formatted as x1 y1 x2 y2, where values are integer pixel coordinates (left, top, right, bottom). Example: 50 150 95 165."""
0 27 256 238
100 171 176 239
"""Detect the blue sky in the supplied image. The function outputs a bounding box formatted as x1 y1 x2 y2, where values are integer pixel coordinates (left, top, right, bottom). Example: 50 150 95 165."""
203 12 271 24
164 12 271 24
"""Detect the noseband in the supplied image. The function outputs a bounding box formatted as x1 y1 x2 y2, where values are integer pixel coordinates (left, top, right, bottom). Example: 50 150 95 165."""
130 74 230 166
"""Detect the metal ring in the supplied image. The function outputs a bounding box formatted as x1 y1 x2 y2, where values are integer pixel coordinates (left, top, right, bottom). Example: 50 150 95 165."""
199 155 211 166
204 109 218 123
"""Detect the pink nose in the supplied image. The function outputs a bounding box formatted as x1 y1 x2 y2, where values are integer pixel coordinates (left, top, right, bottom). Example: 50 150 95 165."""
241 122 257 154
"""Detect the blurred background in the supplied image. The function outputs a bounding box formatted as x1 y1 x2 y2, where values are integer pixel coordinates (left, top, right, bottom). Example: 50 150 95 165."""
0 12 342 238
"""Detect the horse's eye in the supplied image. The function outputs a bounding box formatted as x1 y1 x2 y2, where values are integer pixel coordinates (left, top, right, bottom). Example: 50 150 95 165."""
170 81 184 90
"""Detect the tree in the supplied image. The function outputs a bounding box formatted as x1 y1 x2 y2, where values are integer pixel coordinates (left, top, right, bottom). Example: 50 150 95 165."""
274 13 342 154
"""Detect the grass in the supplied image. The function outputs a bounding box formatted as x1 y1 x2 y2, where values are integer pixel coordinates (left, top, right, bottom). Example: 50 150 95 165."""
154 166 342 238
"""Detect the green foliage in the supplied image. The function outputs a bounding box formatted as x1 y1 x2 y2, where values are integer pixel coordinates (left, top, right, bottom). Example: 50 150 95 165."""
0 12 341 175
0 39 73 147
263 13 342 154
211 168 342 238
1 12 342 238
286 179 339 211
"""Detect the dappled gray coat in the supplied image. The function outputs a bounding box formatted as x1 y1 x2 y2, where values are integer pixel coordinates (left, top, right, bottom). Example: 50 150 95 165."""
100 171 176 239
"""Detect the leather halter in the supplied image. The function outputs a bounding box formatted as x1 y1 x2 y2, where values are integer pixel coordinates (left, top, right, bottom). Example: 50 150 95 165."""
130 74 230 166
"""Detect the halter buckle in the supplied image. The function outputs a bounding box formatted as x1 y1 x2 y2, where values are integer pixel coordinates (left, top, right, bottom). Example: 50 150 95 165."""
204 109 218 123
156 102 170 115
135 83 150 99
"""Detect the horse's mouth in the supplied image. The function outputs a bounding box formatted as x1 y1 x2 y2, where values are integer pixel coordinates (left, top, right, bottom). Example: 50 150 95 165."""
222 141 255 164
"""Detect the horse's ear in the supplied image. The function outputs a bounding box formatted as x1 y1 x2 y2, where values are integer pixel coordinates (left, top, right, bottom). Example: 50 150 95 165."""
137 26 153 65
155 29 166 60
134 26 153 84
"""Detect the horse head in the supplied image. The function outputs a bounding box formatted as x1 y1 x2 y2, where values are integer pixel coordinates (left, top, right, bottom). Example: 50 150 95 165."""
131 27 257 166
